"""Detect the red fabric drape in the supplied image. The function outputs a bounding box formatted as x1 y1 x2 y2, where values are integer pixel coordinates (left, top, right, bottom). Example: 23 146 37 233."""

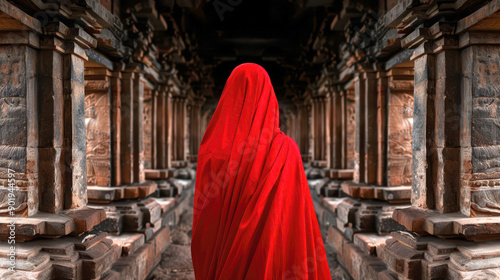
191 63 330 280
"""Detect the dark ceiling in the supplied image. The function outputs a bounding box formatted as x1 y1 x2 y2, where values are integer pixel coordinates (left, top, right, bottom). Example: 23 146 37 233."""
170 0 337 98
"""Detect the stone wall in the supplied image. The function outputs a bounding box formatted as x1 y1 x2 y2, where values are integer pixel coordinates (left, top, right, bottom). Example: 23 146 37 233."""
0 0 206 279
305 0 500 279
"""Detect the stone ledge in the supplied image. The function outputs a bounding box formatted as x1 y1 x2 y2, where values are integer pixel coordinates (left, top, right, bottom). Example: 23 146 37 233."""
109 226 170 280
382 230 500 279
0 230 121 279
144 169 170 180
90 198 164 236
311 160 328 168
108 233 145 257
323 197 407 239
171 161 188 168
393 207 500 241
327 225 389 279
341 181 411 203
320 180 341 197
0 226 171 280
325 169 354 180
0 207 106 241
87 181 158 203
0 0 43 33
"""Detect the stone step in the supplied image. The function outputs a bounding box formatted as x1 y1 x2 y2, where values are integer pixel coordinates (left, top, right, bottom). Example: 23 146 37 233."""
0 207 105 241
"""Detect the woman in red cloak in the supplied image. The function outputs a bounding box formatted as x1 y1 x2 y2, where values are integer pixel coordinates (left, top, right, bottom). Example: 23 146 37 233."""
191 63 331 280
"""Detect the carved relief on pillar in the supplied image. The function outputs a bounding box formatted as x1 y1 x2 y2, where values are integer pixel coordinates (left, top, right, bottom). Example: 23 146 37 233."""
62 43 88 210
386 69 414 187
464 44 500 217
345 89 356 170
143 89 154 169
0 41 39 216
387 92 413 186
85 78 112 186
133 74 145 183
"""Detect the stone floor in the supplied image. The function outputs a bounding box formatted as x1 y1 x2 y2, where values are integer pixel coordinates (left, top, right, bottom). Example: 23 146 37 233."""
149 207 195 280
323 230 351 280
149 197 344 280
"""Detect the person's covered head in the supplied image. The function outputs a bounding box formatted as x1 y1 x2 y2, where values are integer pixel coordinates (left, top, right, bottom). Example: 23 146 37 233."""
199 63 281 159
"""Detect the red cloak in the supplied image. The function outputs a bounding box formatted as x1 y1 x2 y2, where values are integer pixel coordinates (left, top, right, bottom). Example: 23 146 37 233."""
191 63 331 280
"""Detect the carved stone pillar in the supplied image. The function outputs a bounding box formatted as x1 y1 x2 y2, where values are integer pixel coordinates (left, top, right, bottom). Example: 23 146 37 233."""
120 71 135 184
165 92 173 168
343 88 356 171
385 68 414 187
330 87 342 170
110 70 122 186
326 86 355 180
84 67 113 187
312 95 328 166
392 26 500 241
0 32 40 216
354 73 366 183
0 17 104 240
143 88 155 170
62 42 88 210
155 87 168 170
133 74 145 183
188 97 204 162
376 72 388 186
172 95 187 164
363 72 378 185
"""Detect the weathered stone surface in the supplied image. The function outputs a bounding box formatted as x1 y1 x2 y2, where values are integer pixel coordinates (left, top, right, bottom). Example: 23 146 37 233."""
108 233 145 256
171 229 190 245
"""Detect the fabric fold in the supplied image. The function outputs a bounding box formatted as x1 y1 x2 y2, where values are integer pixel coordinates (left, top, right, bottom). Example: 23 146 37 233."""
192 63 330 280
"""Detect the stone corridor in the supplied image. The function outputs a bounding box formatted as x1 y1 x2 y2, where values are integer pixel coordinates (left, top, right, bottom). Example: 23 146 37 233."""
0 0 500 279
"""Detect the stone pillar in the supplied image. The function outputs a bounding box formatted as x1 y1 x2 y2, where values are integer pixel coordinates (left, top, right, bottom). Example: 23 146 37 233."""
330 87 343 170
155 87 167 170
354 73 366 183
325 86 355 180
62 42 88 210
172 95 186 164
392 26 500 240
363 72 378 185
110 70 122 186
307 100 314 162
376 72 388 186
120 71 135 184
165 92 173 168
312 95 327 166
38 36 60 214
343 88 356 171
189 97 204 162
133 74 145 182
0 32 39 216
143 88 154 170
385 68 414 187
351 71 384 185
84 67 113 187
